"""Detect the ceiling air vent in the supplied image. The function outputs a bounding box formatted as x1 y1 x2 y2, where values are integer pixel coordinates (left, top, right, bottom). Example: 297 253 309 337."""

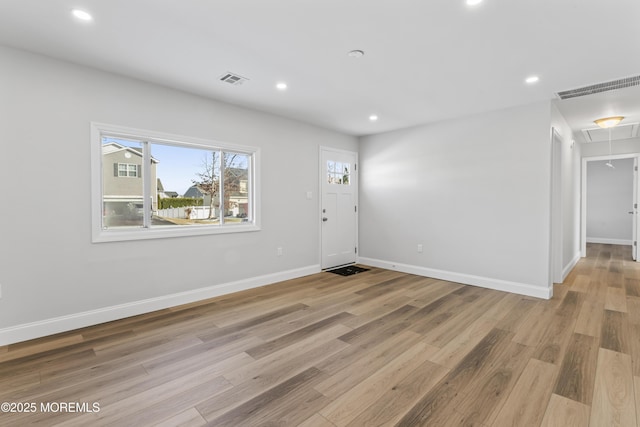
556 75 640 99
219 72 249 86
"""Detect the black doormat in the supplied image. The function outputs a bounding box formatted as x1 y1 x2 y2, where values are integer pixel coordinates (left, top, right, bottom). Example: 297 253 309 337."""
326 265 370 276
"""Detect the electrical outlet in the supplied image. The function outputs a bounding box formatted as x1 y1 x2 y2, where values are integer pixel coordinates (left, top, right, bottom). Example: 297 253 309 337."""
417 244 423 253
277 247 283 256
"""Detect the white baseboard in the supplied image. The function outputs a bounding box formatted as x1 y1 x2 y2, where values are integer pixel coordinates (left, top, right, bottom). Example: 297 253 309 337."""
586 237 633 246
0 265 320 346
358 257 552 300
562 252 582 282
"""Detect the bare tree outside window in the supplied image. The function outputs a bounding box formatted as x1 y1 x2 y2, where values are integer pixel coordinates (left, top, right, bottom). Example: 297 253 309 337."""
192 151 248 221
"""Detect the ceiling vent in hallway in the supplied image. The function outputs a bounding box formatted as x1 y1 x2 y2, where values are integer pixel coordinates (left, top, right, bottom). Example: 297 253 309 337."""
581 122 639 143
219 72 249 86
556 75 640 99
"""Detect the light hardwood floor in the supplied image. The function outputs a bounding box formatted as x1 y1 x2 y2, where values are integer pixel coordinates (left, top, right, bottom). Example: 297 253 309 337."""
1 243 639 426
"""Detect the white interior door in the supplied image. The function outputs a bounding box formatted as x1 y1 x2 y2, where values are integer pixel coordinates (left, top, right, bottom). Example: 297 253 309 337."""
321 148 357 269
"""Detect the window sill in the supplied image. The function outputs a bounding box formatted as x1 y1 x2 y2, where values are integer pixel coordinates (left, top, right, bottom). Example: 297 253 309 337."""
92 222 261 243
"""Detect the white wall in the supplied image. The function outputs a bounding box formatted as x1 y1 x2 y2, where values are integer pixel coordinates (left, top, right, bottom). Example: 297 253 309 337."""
358 101 553 298
586 159 634 245
0 46 357 344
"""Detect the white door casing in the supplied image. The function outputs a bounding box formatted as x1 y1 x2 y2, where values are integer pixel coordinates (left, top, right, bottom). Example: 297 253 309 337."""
320 147 358 269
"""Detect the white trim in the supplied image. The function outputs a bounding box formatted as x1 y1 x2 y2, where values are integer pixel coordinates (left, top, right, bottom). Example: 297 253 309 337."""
586 237 633 246
358 257 552 300
550 128 563 286
562 252 582 282
0 265 320 346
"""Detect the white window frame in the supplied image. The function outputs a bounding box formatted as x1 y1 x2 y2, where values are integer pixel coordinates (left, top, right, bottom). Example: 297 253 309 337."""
91 122 261 243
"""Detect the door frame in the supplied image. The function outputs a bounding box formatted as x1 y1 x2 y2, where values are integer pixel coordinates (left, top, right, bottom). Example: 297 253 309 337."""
550 128 563 285
319 146 359 269
580 152 640 258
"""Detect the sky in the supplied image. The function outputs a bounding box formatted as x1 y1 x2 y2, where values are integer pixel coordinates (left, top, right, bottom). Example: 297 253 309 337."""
103 137 248 195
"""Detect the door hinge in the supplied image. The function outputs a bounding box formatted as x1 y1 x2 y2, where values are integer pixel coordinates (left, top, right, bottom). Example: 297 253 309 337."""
355 205 357 213
354 163 357 171
635 241 637 247
355 247 358 254
635 166 638 171
635 203 638 209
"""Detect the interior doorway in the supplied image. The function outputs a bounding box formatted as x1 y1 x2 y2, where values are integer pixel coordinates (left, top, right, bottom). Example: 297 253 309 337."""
581 153 640 260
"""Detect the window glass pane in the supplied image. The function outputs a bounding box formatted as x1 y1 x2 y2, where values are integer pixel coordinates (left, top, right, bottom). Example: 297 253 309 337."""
327 161 335 173
223 152 250 224
343 163 350 185
102 137 144 228
152 143 221 226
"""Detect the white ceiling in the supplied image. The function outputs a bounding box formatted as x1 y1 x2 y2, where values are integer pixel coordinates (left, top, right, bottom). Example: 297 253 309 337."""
1 0 639 137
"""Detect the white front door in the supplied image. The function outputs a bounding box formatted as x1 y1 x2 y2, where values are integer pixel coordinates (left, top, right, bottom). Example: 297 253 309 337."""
321 147 358 269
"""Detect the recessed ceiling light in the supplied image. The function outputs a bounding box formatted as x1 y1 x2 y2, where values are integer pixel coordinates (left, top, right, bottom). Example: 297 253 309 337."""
276 82 287 90
525 75 540 84
71 9 93 21
369 115 378 122
466 0 483 5
348 50 365 58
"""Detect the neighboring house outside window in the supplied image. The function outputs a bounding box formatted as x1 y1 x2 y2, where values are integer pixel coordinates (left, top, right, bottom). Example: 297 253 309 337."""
102 142 158 223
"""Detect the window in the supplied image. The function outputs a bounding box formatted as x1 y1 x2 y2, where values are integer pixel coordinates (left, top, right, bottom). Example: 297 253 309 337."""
117 163 139 177
91 123 260 242
327 161 351 185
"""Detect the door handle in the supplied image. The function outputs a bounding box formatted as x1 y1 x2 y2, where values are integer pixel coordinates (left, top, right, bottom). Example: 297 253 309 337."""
322 217 328 222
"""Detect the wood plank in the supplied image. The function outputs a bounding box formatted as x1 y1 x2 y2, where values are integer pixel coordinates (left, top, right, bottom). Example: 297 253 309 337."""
491 358 557 427
589 348 636 427
624 277 640 297
439 340 534 426
428 317 497 369
154 408 206 427
204 367 326 427
533 291 583 365
318 341 438 426
571 274 592 293
245 311 353 359
394 328 513 426
345 359 449 427
553 333 598 404
605 286 628 312
600 310 630 354
314 331 429 400
540 393 591 427
630 323 640 376
297 413 336 427
574 300 605 337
